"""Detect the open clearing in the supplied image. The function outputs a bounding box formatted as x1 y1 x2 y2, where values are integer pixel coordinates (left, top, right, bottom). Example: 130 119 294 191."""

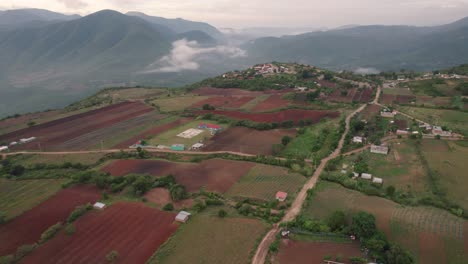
303 182 467 263
177 128 204 139
148 120 223 148
398 106 468 136
227 164 305 201
102 159 255 193
421 140 468 211
0 102 154 151
0 185 100 256
152 210 269 264
196 109 339 124
23 202 178 264
274 239 363 264
0 179 66 219
203 127 297 155
152 95 211 112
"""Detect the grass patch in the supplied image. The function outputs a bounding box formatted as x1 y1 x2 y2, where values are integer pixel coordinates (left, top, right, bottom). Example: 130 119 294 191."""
12 153 106 166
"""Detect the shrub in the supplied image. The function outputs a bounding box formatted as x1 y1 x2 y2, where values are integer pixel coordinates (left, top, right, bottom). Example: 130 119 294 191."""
269 240 279 253
170 184 188 201
163 203 174 211
386 186 396 197
39 222 63 244
218 209 227 218
15 244 37 259
0 211 6 224
281 136 292 146
67 204 92 223
349 257 367 264
193 200 207 212
105 250 119 263
10 165 25 176
65 224 76 235
326 210 346 232
205 199 224 206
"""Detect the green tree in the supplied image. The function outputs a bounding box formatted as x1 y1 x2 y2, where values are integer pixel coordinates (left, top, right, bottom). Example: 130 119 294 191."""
281 136 292 146
350 211 376 239
131 175 153 196
163 203 174 211
169 184 187 201
386 244 414 264
218 209 227 218
10 165 25 176
386 186 396 197
326 210 346 232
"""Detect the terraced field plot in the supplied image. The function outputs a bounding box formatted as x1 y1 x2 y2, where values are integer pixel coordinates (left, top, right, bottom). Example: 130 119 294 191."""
11 153 106 166
227 164 305 201
0 179 66 219
152 95 211 112
152 210 269 264
302 182 467 263
23 203 178 264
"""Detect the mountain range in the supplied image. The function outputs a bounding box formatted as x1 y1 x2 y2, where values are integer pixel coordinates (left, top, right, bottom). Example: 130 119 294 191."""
0 8 467 117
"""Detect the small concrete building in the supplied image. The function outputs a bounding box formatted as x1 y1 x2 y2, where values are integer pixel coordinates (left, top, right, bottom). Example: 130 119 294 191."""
371 145 389 155
276 191 288 202
191 143 204 150
396 130 409 135
352 136 364 144
175 211 191 223
170 144 185 151
19 137 36 144
93 202 106 210
0 146 8 152
361 173 372 180
372 177 384 184
9 141 18 146
380 111 396 118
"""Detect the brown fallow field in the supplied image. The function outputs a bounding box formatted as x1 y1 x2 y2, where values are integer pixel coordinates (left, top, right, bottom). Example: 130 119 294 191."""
252 94 292 112
203 127 297 155
0 102 153 151
0 185 100 256
190 96 255 109
102 159 255 193
22 203 178 264
193 87 293 97
196 109 339 124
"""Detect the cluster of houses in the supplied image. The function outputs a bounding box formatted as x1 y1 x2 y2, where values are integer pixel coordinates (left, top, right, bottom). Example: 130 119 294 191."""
1 137 37 152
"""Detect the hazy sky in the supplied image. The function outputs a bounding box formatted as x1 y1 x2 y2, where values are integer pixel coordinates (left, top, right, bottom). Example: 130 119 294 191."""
1 0 468 28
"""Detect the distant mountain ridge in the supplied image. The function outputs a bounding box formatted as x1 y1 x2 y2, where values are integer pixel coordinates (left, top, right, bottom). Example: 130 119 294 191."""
0 8 80 27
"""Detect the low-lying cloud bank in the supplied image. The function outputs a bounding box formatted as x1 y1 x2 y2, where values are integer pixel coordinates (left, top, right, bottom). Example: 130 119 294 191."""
353 67 380 75
142 39 247 73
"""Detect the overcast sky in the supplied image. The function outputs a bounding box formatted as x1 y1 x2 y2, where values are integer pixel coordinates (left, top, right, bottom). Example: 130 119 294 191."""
1 0 468 28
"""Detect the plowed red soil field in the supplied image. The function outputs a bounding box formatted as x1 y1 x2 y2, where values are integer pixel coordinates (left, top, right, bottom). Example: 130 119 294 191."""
0 185 100 256
204 127 296 155
113 117 193 148
275 240 363 264
396 95 416 104
327 88 374 103
190 96 255 109
252 95 291 112
196 109 339 124
381 94 396 104
102 159 254 193
22 203 178 264
0 102 153 151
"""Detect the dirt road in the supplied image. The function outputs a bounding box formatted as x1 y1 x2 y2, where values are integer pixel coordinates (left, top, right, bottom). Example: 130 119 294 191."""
251 96 371 264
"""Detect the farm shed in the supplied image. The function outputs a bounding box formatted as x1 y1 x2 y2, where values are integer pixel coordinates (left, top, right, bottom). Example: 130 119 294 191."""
198 123 222 131
372 177 383 184
9 142 17 146
361 173 372 180
191 143 204 150
396 130 409 135
93 202 106 210
175 211 191 223
0 146 8 152
19 137 36 144
352 136 364 143
380 111 396 118
370 145 389 155
170 144 185 151
276 191 288 202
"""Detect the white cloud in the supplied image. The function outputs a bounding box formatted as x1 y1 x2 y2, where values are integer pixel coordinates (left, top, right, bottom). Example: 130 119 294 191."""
354 67 380 75
142 39 246 73
56 0 88 9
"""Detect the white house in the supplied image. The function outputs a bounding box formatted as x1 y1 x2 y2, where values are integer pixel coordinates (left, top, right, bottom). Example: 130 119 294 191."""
372 177 384 184
19 137 36 144
361 173 372 180
352 136 364 144
396 130 409 135
93 202 106 210
191 143 204 150
0 146 8 152
175 211 191 223
371 145 389 155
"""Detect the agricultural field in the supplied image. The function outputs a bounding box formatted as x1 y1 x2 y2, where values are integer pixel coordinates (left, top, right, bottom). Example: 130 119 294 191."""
0 179 66 219
152 95 211 112
196 109 340 124
273 239 363 264
227 164 306 201
10 153 106 166
398 106 468 136
203 127 297 155
148 120 224 148
152 208 269 264
22 203 178 264
400 78 466 97
421 140 468 211
0 102 154 151
0 185 100 256
101 159 255 193
326 88 374 103
190 96 255 109
252 94 292 112
302 182 467 264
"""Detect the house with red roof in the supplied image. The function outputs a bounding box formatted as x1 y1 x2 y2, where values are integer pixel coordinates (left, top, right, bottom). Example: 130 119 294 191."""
276 191 288 202
198 123 222 131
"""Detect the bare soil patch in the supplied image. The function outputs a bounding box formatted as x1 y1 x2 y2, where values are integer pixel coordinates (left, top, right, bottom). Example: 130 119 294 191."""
23 203 178 264
252 94 291 112
102 159 255 193
204 127 296 155
144 188 194 209
0 185 100 256
190 96 255 109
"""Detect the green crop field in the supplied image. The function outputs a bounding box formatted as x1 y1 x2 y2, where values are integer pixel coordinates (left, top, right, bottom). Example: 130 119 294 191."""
152 208 269 264
421 140 468 211
12 153 106 166
398 106 468 136
0 178 66 219
152 95 212 112
149 120 225 148
226 164 305 201
400 79 465 97
302 182 467 264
